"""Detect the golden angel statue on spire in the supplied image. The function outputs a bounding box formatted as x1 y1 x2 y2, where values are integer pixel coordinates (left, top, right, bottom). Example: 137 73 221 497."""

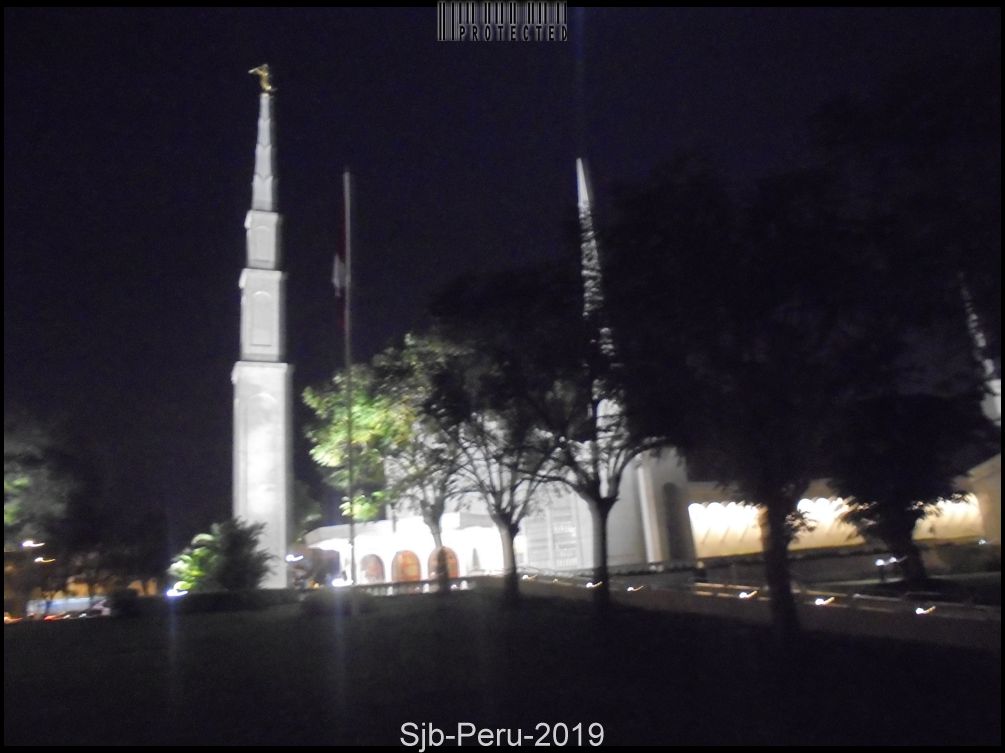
248 64 276 94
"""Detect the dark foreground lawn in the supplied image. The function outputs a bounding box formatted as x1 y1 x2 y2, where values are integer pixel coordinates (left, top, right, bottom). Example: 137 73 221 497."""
4 592 1000 745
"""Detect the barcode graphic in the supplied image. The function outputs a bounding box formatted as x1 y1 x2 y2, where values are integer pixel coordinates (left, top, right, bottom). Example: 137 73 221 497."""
437 2 568 42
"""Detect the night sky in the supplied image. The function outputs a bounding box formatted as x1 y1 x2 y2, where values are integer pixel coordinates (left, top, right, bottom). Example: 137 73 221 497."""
4 8 999 540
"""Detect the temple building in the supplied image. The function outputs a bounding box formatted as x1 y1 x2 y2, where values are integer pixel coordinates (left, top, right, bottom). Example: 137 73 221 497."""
303 158 999 584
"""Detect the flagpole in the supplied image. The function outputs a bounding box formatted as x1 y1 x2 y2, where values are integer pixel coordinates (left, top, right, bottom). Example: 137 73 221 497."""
343 169 357 586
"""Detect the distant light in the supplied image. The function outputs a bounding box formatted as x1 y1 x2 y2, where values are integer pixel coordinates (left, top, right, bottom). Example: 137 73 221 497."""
585 581 603 589
814 597 835 606
33 557 54 564
915 606 936 616
166 582 188 598
978 539 987 545
285 554 304 563
22 539 45 549
626 585 646 593
521 574 537 581
875 559 886 567
738 590 758 599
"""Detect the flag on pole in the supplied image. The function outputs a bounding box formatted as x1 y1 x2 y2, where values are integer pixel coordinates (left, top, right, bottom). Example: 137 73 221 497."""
332 246 347 296
333 170 352 328
331 171 351 297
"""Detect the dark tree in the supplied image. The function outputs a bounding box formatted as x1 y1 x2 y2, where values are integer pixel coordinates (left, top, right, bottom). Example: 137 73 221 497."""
433 255 668 609
808 53 1002 583
4 410 82 548
811 52 1001 367
418 330 558 603
830 393 997 584
291 480 323 542
374 335 468 592
605 158 906 640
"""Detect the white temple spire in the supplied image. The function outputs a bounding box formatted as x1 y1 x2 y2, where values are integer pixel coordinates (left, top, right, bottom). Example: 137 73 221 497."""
251 92 276 212
576 157 614 358
233 66 292 588
961 278 1001 426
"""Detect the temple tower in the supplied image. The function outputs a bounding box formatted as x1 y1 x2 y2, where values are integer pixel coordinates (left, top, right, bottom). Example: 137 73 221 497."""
232 72 291 588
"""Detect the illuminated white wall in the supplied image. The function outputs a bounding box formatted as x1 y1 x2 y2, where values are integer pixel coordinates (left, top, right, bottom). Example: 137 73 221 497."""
635 449 691 561
688 501 763 558
913 496 985 541
303 398 997 578
306 511 504 581
687 494 987 560
963 453 1001 544
519 490 592 571
307 471 994 579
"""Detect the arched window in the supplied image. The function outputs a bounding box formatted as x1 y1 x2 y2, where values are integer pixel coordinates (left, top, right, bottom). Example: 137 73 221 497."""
391 550 421 582
359 554 386 584
427 547 460 579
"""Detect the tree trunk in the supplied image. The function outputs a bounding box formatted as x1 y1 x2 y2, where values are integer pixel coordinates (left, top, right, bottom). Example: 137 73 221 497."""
759 502 799 643
429 523 450 594
496 521 519 605
890 536 928 586
590 503 612 613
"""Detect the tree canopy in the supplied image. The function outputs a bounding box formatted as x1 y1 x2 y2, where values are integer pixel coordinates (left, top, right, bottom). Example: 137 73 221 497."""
830 392 997 584
4 411 86 549
304 364 414 521
603 150 993 637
